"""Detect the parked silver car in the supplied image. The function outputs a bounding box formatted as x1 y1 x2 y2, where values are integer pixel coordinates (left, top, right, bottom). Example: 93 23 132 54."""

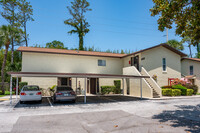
50 86 76 103
20 85 42 104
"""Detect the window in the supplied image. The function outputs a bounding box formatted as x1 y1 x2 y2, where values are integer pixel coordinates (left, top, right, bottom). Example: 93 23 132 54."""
190 65 193 75
98 59 106 66
162 58 166 71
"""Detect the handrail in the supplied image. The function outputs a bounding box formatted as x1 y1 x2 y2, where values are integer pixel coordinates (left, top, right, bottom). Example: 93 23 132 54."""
130 66 153 97
141 67 162 96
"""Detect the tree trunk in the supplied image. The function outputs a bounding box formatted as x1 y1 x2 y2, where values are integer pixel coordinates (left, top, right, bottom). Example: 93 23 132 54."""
11 4 15 65
11 37 14 64
189 45 192 58
1 47 9 95
79 21 84 50
24 25 28 47
79 34 84 50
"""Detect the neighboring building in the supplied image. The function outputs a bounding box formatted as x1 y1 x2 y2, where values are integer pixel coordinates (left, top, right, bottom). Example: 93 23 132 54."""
181 58 200 93
17 43 187 98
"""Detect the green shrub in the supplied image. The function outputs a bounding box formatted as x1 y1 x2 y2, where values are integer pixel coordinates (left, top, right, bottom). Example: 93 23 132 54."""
162 89 182 96
114 80 121 94
51 85 56 90
172 85 187 95
162 89 172 96
19 82 28 90
172 89 181 96
184 84 198 95
187 89 194 96
161 85 172 89
101 86 116 95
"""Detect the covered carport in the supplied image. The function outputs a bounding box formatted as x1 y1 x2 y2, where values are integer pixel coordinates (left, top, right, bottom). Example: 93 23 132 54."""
7 72 149 105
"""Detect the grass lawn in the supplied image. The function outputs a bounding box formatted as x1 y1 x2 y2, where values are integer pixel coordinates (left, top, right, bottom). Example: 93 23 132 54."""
196 93 200 95
0 95 6 97
0 91 15 97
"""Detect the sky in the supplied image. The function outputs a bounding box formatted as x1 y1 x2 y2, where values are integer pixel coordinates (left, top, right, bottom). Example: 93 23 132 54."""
0 0 197 56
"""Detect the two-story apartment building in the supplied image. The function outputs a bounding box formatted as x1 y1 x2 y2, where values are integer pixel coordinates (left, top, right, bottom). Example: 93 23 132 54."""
16 43 188 98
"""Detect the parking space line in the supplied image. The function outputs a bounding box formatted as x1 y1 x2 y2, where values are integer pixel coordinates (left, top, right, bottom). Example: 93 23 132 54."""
47 98 53 107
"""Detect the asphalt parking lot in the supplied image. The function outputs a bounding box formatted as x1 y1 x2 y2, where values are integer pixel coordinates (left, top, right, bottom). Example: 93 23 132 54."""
0 96 199 133
11 110 187 133
14 95 141 108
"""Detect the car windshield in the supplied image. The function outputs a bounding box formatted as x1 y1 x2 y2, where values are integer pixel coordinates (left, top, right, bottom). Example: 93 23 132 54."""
57 86 72 91
23 86 39 91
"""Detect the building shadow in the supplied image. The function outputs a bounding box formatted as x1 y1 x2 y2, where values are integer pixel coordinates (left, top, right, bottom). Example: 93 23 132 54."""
152 104 200 133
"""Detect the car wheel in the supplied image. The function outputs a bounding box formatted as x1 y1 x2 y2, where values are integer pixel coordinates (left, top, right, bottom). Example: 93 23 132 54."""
53 97 56 103
38 100 42 103
72 100 76 103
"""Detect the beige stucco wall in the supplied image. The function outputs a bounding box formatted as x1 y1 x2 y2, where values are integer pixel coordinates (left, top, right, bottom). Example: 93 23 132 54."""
181 60 200 93
123 66 153 98
140 46 181 87
21 77 57 96
22 52 123 75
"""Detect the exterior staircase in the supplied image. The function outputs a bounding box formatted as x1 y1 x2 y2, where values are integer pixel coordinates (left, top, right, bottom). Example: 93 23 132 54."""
140 67 162 98
144 79 160 98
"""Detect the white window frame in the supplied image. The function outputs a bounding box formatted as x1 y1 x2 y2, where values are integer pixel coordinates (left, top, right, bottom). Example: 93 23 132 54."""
162 58 167 72
189 65 193 75
98 59 106 66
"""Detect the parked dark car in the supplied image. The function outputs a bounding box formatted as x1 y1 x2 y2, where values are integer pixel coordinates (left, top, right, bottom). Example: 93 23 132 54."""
50 86 76 103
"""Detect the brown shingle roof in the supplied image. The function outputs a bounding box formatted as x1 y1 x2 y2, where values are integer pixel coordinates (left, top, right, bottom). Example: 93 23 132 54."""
17 47 126 58
182 58 200 63
17 43 187 58
123 43 187 57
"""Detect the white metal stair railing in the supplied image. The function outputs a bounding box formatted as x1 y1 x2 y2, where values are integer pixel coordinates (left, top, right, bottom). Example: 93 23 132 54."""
140 67 162 97
143 78 160 98
129 66 153 97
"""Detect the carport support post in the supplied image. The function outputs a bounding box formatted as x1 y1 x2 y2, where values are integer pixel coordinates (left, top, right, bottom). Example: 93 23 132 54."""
76 77 77 94
16 77 18 100
84 78 87 103
140 78 143 99
10 76 13 105
122 78 124 95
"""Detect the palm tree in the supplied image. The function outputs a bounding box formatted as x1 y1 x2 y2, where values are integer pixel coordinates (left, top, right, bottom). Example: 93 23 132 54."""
0 25 22 94
167 39 184 51
0 25 12 94
64 0 91 50
181 36 193 58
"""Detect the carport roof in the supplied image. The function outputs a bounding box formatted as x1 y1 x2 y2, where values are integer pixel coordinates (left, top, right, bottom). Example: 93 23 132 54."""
7 72 149 78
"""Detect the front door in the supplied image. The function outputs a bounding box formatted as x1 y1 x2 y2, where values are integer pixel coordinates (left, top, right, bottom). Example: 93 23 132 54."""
58 77 71 86
131 55 139 70
90 78 96 94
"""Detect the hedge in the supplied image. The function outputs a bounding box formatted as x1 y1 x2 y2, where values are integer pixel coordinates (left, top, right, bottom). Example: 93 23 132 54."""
162 89 172 96
101 86 116 95
114 80 121 94
19 82 28 90
187 89 194 96
172 85 187 95
172 89 181 96
184 84 198 95
162 89 181 96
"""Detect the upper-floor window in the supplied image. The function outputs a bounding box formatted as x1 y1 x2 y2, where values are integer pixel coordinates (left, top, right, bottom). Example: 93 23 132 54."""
162 58 166 71
190 65 193 75
98 59 106 66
